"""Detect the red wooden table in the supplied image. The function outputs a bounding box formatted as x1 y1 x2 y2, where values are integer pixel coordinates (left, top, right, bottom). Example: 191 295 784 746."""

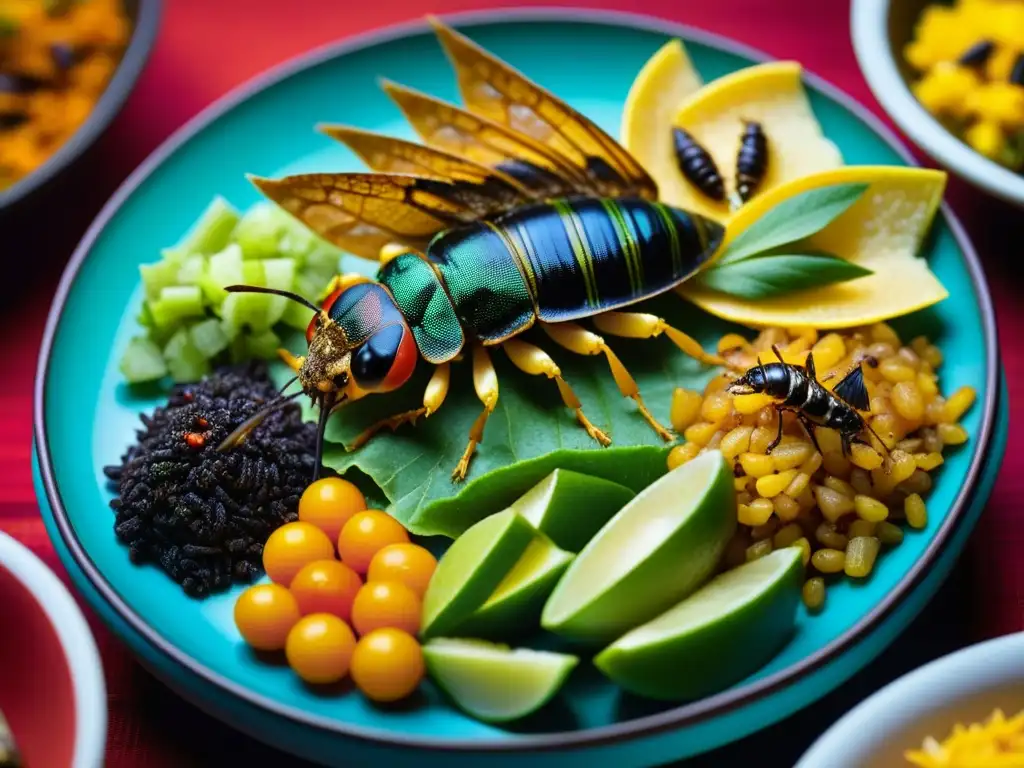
6 1 1021 765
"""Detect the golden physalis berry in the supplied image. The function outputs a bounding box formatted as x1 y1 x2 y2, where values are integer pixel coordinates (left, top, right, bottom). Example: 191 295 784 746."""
337 510 410 574
262 521 335 586
351 580 422 636
289 559 363 622
233 583 301 651
366 543 438 597
350 628 425 703
285 613 357 685
298 477 367 542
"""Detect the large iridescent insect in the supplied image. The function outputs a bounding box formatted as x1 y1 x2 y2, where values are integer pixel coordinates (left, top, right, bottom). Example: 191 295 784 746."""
219 17 732 483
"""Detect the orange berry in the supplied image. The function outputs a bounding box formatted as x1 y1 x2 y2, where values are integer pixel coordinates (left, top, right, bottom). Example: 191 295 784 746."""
367 543 437 597
289 559 363 622
351 581 421 636
337 510 409 574
233 583 300 651
262 522 335 586
298 477 367 542
350 628 424 703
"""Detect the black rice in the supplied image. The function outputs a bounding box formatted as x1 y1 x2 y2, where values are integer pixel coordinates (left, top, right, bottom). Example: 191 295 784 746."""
104 362 318 598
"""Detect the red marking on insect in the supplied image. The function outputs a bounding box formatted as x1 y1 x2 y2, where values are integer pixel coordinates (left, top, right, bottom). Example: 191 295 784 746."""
379 325 418 393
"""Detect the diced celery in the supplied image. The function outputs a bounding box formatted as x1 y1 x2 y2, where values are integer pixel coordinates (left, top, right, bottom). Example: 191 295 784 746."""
246 329 282 359
295 271 332 306
176 255 206 286
137 301 155 328
262 258 295 291
119 336 168 383
139 260 181 301
220 292 284 334
219 317 240 341
176 196 241 256
242 260 266 286
281 298 315 331
202 243 244 305
304 243 342 274
164 328 211 383
149 286 205 329
233 202 285 260
189 317 229 359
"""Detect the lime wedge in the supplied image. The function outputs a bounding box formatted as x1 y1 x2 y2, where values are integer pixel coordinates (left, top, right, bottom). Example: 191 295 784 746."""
421 510 535 640
456 534 574 641
541 450 736 646
511 469 635 553
423 638 579 723
595 547 804 701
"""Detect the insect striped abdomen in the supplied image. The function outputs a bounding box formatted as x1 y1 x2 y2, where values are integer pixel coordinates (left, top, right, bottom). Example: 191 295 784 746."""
498 196 723 324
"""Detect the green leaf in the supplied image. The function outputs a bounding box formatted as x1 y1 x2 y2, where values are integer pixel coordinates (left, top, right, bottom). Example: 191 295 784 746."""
694 252 873 300
717 182 870 265
272 294 731 538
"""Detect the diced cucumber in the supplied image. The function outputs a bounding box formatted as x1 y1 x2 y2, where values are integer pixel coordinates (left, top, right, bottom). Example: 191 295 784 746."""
137 301 155 328
242 260 266 286
233 202 285 260
303 244 342 274
220 292 284 334
246 329 282 359
295 272 331 306
177 196 241 256
139 260 181 301
262 258 295 291
119 336 168 383
176 255 206 286
149 286 206 329
189 317 229 359
164 328 211 383
202 243 244 305
281 298 315 331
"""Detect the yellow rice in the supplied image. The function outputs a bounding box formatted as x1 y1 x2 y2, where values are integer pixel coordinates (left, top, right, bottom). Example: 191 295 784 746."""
667 323 975 611
906 708 1024 767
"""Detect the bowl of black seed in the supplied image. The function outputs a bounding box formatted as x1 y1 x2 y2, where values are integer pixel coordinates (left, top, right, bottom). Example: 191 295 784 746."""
103 362 322 598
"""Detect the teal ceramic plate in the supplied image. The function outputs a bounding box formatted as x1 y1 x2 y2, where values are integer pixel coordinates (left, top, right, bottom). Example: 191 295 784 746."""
32 9 1003 767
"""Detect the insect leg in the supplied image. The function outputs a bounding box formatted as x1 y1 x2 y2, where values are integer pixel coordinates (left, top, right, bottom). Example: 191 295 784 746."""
591 311 729 368
766 406 787 454
453 345 500 483
277 348 306 373
347 363 451 452
502 338 611 447
797 413 825 456
542 321 673 441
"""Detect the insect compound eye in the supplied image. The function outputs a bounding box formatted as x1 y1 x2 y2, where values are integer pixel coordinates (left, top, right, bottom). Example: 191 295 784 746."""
350 324 404 392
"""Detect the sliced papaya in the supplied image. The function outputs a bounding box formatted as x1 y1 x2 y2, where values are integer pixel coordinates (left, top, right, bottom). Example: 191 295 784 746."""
621 39 704 204
621 54 843 221
678 166 950 329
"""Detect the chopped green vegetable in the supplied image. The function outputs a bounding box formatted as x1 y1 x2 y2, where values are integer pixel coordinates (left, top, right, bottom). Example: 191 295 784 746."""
164 329 211 383
139 260 181 301
203 243 245 305
149 286 205 329
119 337 168 383
189 318 229 359
233 202 287 260
170 196 240 259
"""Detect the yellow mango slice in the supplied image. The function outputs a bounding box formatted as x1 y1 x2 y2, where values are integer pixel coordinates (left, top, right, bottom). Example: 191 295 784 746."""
679 166 950 329
668 61 843 220
620 39 704 204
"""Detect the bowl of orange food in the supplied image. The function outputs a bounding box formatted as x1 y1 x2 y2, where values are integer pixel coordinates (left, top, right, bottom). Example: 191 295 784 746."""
851 0 1024 206
0 0 162 211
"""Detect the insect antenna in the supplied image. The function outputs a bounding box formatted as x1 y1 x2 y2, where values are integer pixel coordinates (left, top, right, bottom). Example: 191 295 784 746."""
863 420 893 459
223 284 321 314
312 392 337 482
216 390 305 452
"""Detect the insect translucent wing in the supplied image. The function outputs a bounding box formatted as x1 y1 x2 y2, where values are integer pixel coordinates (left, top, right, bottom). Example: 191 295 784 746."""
833 365 870 411
318 124 536 217
380 79 589 199
251 172 483 261
429 15 659 200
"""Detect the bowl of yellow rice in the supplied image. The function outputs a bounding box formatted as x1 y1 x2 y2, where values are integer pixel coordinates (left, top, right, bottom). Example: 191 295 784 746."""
0 0 163 212
851 0 1024 207
796 630 1024 767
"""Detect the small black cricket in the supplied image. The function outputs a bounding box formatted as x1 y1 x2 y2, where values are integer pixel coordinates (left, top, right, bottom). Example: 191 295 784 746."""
727 345 890 461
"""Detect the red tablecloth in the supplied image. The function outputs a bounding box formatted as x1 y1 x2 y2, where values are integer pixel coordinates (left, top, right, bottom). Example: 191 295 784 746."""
6 1 1021 765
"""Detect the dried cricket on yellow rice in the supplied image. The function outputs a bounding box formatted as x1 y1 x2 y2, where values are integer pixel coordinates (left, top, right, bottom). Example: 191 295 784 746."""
667 323 975 612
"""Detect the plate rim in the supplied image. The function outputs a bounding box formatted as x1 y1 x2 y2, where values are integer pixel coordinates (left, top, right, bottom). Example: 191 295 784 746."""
32 6 1001 753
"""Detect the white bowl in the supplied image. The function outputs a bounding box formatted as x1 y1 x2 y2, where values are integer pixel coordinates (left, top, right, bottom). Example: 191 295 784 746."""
0 531 106 767
851 0 1024 207
797 631 1024 767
